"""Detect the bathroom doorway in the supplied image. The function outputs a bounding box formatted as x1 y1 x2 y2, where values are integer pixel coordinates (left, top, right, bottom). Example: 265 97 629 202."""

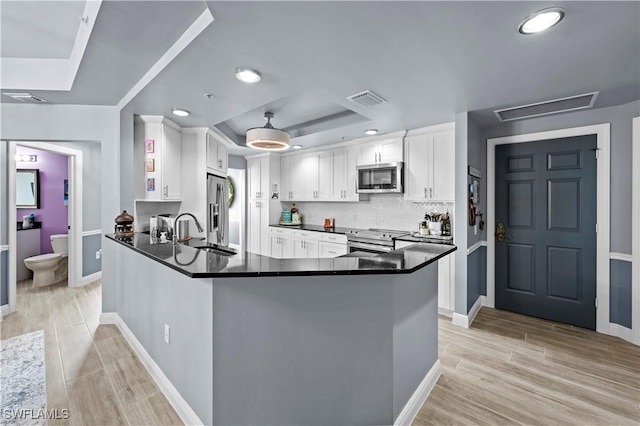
7 141 83 315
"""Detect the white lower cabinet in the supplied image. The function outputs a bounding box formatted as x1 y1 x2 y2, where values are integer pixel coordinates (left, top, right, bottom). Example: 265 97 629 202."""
269 227 346 259
319 241 347 258
394 240 455 313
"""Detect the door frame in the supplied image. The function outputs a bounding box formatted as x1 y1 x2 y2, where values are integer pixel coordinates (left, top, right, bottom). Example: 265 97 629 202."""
633 116 639 345
7 141 83 314
487 124 610 334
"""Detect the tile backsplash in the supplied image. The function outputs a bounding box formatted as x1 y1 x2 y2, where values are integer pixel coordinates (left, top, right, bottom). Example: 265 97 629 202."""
134 200 181 232
287 195 453 233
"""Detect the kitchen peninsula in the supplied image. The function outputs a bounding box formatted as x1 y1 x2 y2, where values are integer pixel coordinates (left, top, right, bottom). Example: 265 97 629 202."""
104 233 456 425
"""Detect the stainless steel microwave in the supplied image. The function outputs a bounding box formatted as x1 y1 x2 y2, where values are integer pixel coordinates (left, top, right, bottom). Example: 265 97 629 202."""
356 162 404 193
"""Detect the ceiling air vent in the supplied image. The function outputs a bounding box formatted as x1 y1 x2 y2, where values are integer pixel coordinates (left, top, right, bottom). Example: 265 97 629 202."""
494 92 598 122
347 90 387 108
2 92 48 103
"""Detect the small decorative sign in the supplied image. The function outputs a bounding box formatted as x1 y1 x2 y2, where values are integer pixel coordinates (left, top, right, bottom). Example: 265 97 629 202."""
468 166 482 179
145 139 155 153
146 178 155 191
145 158 155 172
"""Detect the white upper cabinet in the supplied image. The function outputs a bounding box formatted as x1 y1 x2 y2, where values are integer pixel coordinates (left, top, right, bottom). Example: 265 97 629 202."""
248 156 270 200
357 137 403 165
206 132 228 176
134 115 182 201
404 123 454 202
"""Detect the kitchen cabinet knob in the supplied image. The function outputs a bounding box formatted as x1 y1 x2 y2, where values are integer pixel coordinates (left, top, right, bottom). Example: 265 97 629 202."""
430 187 433 198
424 187 427 198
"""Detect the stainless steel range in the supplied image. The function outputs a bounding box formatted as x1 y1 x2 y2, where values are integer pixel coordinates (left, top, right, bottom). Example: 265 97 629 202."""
345 228 410 255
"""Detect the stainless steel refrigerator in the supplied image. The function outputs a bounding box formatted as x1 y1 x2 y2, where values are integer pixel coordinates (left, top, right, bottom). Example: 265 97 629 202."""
207 173 229 246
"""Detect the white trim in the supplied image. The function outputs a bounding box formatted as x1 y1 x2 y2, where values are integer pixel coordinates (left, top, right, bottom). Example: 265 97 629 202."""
82 229 102 237
8 142 84 316
467 240 487 256
405 122 455 137
79 271 102 287
633 116 640 347
117 9 214 109
1 1 102 91
452 296 486 328
99 313 204 426
438 307 454 318
393 360 441 426
1 304 9 317
0 245 8 252
609 323 636 345
610 252 633 263
487 124 611 334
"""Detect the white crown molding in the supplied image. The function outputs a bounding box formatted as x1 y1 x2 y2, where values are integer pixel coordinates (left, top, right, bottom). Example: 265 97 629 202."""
1 1 102 91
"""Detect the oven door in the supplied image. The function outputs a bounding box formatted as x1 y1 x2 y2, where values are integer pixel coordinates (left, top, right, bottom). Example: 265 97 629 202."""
347 241 393 255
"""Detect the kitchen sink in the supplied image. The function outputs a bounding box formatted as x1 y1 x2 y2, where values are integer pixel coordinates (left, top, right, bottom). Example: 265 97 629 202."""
193 245 237 256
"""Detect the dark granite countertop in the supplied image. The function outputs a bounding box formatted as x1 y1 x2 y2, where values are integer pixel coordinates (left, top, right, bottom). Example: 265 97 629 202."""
17 221 42 231
396 234 455 245
105 233 456 278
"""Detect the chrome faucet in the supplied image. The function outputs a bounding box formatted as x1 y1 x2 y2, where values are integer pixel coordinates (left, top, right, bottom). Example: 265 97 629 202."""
173 213 204 243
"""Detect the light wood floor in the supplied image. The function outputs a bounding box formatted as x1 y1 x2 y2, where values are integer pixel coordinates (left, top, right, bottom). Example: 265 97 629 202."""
2 280 638 425
0 279 182 426
415 309 640 425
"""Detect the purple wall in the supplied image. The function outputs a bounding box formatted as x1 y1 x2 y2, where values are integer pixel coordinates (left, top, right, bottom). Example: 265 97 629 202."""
16 147 69 254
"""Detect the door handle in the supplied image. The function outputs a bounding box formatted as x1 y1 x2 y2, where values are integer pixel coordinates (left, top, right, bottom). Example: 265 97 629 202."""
424 187 427 198
430 187 433 198
495 222 512 242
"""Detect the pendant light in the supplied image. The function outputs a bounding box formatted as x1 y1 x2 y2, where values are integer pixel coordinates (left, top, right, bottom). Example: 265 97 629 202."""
246 112 290 151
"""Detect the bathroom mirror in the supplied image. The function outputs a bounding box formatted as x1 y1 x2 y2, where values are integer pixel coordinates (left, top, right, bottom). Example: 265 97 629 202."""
16 169 40 208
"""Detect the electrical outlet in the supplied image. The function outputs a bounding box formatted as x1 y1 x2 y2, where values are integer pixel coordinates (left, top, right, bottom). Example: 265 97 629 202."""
95 250 101 259
164 324 170 344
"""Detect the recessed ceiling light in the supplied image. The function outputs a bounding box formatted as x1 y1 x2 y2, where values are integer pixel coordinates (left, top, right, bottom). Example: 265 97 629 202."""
364 129 378 135
235 68 261 83
172 108 190 117
518 7 565 34
292 145 303 150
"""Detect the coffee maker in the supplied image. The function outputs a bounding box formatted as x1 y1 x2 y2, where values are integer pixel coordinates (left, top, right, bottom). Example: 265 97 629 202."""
150 214 175 244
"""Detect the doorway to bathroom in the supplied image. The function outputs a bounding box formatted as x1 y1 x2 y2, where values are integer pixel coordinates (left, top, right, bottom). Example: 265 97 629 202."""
7 141 83 315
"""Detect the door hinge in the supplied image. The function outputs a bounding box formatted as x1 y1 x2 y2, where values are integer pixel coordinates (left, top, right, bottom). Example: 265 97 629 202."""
595 223 599 234
592 148 600 160
595 297 598 308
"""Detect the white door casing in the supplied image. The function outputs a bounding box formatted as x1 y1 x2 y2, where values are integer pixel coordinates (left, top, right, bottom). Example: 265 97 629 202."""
8 141 84 314
487 124 611 335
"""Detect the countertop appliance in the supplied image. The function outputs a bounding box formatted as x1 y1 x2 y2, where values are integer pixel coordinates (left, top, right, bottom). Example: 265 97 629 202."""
356 162 403 193
345 228 410 255
207 173 229 246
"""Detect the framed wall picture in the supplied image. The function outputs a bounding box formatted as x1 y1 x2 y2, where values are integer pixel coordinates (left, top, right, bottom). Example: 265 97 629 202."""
146 158 155 172
63 179 69 206
145 139 155 153
146 177 155 192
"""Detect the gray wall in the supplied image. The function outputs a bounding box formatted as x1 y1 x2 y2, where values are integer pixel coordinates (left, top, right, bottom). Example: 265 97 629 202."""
482 99 639 255
467 246 487 312
454 112 469 314
1 251 7 306
228 154 247 170
82 234 102 277
610 259 632 328
467 116 487 246
1 104 120 310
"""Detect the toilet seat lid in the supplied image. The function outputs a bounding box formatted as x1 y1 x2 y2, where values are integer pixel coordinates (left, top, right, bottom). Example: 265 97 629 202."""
26 253 62 262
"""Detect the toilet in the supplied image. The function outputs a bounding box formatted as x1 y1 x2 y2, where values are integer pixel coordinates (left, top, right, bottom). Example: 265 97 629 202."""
24 234 68 287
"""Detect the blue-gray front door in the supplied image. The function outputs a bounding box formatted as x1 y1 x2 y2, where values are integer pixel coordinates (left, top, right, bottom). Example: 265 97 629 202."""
495 135 597 329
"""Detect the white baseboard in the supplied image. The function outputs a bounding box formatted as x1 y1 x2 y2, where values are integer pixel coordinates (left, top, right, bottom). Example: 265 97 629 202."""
99 312 203 425
0 304 10 320
77 271 102 287
438 307 454 318
394 360 442 426
452 296 486 328
609 323 638 346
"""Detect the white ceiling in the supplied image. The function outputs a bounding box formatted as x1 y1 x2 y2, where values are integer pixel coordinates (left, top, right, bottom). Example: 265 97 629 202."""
1 1 639 155
1 0 85 59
